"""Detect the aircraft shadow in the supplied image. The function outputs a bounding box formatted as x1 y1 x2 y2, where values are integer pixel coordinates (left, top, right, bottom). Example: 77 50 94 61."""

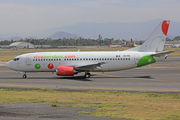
0 75 153 81
52 76 92 81
134 76 154 79
0 76 92 82
90 75 154 79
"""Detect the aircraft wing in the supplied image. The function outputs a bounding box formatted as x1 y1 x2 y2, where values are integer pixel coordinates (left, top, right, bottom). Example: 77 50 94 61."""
150 51 174 57
74 62 106 71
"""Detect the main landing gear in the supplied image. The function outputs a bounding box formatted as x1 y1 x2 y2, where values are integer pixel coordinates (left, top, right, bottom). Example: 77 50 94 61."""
22 72 27 78
84 73 91 78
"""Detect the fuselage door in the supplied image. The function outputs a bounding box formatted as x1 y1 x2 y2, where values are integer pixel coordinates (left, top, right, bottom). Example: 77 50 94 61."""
134 54 139 65
26 55 31 65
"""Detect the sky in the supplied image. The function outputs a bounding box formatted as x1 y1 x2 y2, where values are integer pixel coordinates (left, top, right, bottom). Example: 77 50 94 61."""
0 0 180 33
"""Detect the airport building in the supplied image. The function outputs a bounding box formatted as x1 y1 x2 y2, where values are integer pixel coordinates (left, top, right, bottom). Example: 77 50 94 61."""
9 42 35 49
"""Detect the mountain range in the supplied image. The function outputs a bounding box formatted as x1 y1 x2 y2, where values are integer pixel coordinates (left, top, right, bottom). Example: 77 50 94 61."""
49 31 79 39
0 19 180 41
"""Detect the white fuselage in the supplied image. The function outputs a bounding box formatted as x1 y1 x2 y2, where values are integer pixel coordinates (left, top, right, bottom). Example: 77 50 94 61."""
5 51 165 73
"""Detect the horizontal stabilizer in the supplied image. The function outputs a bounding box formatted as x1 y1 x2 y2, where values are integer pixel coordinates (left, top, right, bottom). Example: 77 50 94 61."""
150 51 174 57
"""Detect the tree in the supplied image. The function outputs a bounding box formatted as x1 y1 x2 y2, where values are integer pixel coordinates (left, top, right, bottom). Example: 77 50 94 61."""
166 38 172 41
131 39 133 43
173 36 180 41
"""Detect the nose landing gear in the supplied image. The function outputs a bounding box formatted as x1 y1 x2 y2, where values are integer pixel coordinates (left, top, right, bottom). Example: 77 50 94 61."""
22 72 27 78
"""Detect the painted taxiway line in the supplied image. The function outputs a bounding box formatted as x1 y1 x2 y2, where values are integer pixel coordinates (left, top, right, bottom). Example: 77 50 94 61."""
93 73 124 77
135 67 179 69
93 73 177 83
0 71 15 72
0 84 180 92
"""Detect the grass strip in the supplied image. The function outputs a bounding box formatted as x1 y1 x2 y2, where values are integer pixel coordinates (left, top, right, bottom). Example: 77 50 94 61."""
0 55 17 61
0 48 127 55
0 89 180 120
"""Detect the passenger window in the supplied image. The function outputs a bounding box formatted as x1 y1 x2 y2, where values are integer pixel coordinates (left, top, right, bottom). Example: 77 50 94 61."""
99 58 101 60
38 59 40 61
51 59 53 61
97 58 99 60
77 59 79 61
107 58 109 60
113 58 114 60
80 58 82 60
94 58 96 60
115 58 117 60
102 58 104 60
64 59 66 61
128 58 130 60
123 58 125 60
110 58 112 60
83 58 85 60
86 58 88 60
126 58 127 60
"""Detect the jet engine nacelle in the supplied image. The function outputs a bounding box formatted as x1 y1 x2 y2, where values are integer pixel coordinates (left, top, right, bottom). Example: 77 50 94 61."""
56 66 77 76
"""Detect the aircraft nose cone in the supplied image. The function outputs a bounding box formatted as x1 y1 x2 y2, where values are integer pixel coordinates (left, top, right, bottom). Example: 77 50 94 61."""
5 61 11 68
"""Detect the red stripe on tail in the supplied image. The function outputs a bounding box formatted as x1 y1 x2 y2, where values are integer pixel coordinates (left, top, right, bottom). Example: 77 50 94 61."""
162 20 170 36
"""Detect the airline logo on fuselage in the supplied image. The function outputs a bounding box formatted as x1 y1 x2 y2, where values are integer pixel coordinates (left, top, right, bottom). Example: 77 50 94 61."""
33 55 76 59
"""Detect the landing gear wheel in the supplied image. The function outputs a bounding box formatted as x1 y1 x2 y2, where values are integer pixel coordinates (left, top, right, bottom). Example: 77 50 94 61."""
84 73 91 78
22 74 27 78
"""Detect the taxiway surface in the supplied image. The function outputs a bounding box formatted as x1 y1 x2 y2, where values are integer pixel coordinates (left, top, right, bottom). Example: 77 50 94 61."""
0 56 180 92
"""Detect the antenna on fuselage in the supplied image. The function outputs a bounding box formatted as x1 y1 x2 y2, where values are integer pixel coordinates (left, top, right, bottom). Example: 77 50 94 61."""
78 49 80 52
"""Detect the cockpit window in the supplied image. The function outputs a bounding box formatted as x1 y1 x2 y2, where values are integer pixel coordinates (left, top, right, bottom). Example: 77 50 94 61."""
13 58 20 61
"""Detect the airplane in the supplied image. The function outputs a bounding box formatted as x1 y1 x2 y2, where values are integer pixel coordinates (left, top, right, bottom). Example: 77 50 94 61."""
5 20 173 78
